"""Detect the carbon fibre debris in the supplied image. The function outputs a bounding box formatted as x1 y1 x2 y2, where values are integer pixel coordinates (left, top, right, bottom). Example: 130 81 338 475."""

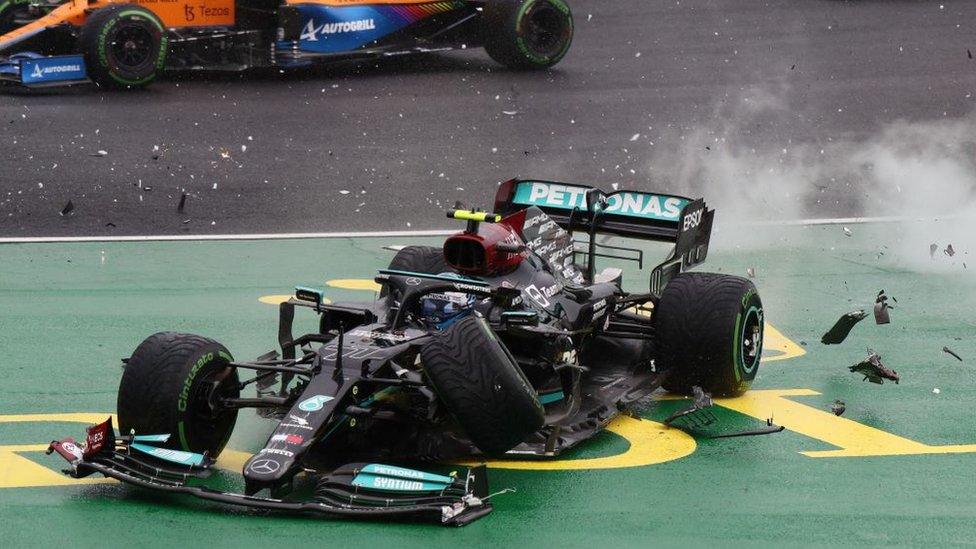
821 310 869 344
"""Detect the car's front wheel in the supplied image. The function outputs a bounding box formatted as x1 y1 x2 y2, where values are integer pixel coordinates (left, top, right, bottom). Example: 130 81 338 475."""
420 315 544 454
78 4 166 89
118 332 239 456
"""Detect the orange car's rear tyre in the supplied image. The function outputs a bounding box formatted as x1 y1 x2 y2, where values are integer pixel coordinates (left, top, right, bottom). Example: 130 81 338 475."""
484 0 573 70
79 4 166 89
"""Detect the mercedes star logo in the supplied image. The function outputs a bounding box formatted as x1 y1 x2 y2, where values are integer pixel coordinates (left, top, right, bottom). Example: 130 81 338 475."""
249 459 280 474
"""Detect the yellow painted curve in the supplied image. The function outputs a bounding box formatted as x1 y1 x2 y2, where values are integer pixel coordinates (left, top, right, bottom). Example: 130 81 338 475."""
464 415 696 470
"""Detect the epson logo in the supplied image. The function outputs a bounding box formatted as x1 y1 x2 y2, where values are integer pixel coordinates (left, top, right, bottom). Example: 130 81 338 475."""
301 18 376 41
683 208 703 231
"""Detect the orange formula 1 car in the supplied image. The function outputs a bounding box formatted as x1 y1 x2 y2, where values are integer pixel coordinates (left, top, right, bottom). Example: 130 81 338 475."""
0 0 573 89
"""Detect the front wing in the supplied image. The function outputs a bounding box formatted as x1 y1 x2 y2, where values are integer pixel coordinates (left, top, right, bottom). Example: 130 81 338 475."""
47 419 493 526
0 52 89 87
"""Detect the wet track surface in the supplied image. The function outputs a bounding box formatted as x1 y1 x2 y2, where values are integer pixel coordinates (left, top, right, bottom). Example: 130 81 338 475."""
2 0 976 236
2 1 976 546
1 227 975 546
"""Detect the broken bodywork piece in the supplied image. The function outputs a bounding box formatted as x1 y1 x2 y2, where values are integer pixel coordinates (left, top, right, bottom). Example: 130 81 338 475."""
664 386 783 438
943 346 963 362
874 290 894 325
828 400 846 416
821 310 869 344
706 418 783 438
849 351 899 384
664 386 717 429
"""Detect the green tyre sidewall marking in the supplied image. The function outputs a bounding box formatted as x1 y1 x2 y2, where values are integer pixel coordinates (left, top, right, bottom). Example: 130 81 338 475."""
175 348 233 452
730 293 762 393
96 9 165 86
515 0 573 66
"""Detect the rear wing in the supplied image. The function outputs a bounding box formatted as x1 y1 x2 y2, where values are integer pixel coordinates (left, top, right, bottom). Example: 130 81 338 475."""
494 179 714 295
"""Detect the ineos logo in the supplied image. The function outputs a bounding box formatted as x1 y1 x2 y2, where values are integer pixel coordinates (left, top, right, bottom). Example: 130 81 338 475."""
405 277 421 286
249 459 280 474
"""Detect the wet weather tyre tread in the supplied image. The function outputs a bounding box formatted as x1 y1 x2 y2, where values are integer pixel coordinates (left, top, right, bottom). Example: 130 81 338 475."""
421 316 544 454
78 4 166 89
117 332 239 456
387 246 453 275
483 0 574 70
655 273 763 397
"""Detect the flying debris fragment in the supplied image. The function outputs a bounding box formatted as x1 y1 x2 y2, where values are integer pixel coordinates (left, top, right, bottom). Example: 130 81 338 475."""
90 150 108 157
930 243 939 259
60 200 74 216
828 400 846 416
664 386 716 429
177 192 187 213
502 110 519 116
746 267 756 278
843 227 852 237
943 346 963 362
945 244 956 257
849 351 899 384
821 310 868 344
873 290 893 325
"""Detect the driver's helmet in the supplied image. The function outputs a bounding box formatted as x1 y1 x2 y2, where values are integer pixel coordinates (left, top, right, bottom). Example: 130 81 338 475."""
419 272 476 328
420 291 475 328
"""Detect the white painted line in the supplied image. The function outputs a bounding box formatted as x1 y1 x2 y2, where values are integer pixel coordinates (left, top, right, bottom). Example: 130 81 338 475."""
0 229 456 244
0 215 952 244
738 215 923 227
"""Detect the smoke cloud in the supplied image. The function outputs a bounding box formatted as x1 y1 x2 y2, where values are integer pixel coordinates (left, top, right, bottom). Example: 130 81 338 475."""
642 86 976 271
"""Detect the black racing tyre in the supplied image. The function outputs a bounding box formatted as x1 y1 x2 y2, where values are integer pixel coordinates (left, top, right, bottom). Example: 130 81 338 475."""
381 246 454 297
118 332 239 456
388 245 453 275
78 4 166 89
420 315 544 454
654 273 764 397
483 0 573 70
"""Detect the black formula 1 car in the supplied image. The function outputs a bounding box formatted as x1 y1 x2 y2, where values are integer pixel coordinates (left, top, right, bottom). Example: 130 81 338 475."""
0 0 573 89
49 179 765 525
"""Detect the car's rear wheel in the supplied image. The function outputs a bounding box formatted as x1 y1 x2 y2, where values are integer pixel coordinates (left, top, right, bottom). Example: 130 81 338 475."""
483 0 573 70
654 273 764 396
118 332 239 456
78 4 166 89
420 315 544 454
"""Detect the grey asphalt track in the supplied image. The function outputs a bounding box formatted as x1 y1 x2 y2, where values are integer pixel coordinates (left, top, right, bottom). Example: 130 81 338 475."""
1 0 975 237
